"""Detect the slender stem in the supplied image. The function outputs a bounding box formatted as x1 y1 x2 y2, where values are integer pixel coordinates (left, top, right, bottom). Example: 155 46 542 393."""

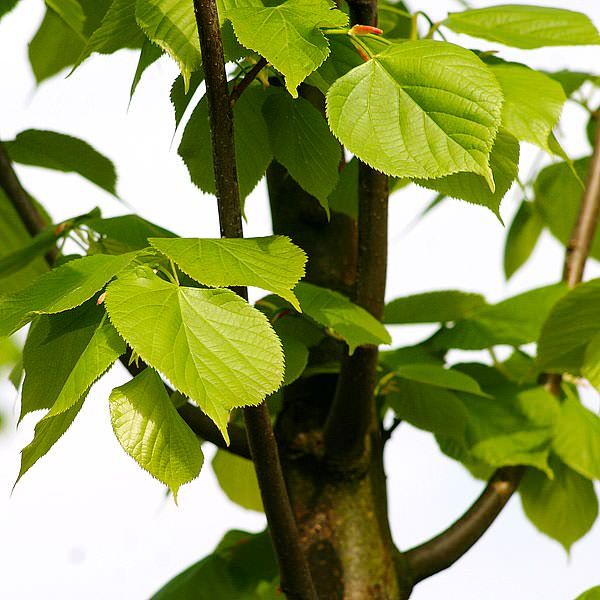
404 109 600 584
323 0 389 468
230 57 267 106
192 2 317 598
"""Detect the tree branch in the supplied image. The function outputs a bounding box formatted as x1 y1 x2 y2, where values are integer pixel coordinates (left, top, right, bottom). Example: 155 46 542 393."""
404 113 600 584
230 57 267 106
0 135 251 459
192 2 317 598
323 2 389 468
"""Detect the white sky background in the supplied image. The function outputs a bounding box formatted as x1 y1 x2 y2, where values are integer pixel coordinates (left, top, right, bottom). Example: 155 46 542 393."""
0 0 599 598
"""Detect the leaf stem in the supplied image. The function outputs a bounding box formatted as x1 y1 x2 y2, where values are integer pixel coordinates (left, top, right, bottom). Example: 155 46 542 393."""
192 1 317 597
230 56 268 106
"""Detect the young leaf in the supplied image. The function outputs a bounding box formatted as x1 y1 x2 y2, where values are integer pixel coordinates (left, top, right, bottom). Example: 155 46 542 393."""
0 251 140 338
21 301 125 421
433 283 567 350
150 236 306 311
110 368 204 500
490 64 566 153
414 130 520 218
443 6 600 49
262 93 340 213
326 41 502 187
227 0 348 97
384 290 486 324
393 363 489 397
534 158 600 261
574 587 600 600
520 457 598 552
16 396 85 484
503 200 544 280
135 0 201 89
104 266 284 440
179 87 272 201
4 129 118 196
295 282 391 353
212 449 262 512
553 391 600 481
537 279 600 373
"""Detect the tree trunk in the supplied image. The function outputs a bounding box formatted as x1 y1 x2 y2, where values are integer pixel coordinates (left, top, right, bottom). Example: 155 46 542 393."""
268 163 414 599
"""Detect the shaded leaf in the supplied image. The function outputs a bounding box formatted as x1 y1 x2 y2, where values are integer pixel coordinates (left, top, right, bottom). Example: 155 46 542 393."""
504 200 544 280
212 449 262 511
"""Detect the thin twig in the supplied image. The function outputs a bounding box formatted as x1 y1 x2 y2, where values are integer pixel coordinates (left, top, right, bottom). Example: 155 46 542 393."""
230 57 267 106
404 110 600 584
192 1 317 598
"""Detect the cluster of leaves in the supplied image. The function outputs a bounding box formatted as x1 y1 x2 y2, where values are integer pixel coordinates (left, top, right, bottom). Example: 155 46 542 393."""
1 0 600 593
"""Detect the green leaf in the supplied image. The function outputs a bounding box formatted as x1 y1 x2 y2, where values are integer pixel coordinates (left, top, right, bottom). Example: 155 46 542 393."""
0 230 56 280
393 363 489 397
135 0 200 88
150 236 306 311
0 251 140 338
179 86 272 201
534 158 599 260
152 529 277 599
262 92 340 212
21 300 125 421
537 279 600 373
0 0 20 22
553 390 600 481
326 40 502 187
212 450 262 511
4 129 117 196
110 368 204 500
77 0 145 68
574 586 600 600
170 70 204 130
130 38 163 98
433 283 566 350
328 156 358 219
17 396 85 484
414 129 520 218
384 290 486 324
104 266 284 440
503 200 544 280
45 0 86 35
582 332 600 391
520 457 598 552
546 70 595 96
294 282 390 353
227 0 347 97
490 64 565 152
378 1 412 39
279 332 309 385
443 6 600 49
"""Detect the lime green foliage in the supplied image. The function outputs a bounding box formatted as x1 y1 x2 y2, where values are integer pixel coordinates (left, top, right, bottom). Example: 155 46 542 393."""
433 284 566 350
110 369 204 500
135 0 201 89
503 200 544 280
4 129 117 196
45 0 86 35
378 1 411 39
130 38 163 98
152 529 277 599
179 87 272 200
490 64 566 152
574 586 600 600
520 457 598 551
104 266 284 440
443 5 600 49
582 333 600 390
87 214 176 251
17 396 85 484
227 0 347 97
534 158 599 261
170 70 204 130
263 93 340 212
392 364 489 397
21 301 124 420
547 70 596 97
295 282 390 353
384 290 486 324
415 130 519 217
537 279 600 373
553 390 600 481
150 235 306 310
212 450 262 511
326 41 502 188
0 252 139 337
77 0 145 67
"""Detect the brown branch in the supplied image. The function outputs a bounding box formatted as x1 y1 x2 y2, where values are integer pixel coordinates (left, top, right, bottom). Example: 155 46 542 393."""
323 1 389 468
0 135 250 458
230 57 267 106
405 109 600 584
193 2 317 598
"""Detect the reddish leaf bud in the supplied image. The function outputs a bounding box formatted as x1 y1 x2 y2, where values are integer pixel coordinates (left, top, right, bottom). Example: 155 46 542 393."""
97 292 106 305
350 24 384 36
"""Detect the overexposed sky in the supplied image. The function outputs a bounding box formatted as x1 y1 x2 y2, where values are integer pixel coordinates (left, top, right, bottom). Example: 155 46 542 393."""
1 0 599 598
